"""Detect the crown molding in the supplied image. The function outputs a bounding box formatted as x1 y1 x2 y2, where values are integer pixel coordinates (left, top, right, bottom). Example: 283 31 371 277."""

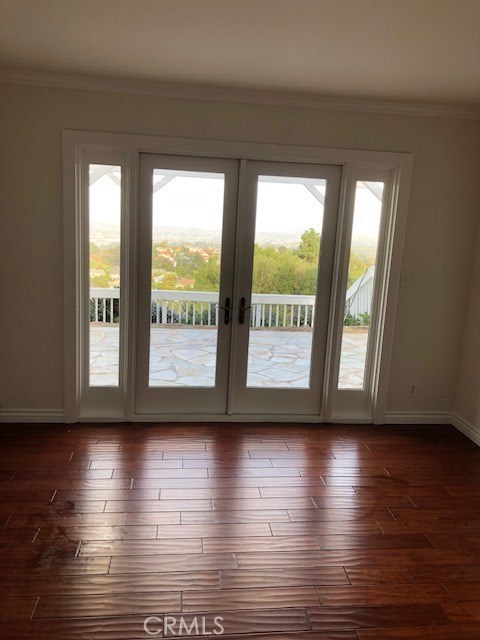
1 67 479 120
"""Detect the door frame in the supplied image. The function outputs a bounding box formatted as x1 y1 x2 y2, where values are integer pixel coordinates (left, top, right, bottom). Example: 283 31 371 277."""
63 130 413 423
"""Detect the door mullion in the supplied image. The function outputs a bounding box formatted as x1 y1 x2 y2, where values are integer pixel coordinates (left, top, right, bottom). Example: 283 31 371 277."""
226 158 246 416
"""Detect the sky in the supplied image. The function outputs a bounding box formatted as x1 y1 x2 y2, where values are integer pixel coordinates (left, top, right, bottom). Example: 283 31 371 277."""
89 166 383 240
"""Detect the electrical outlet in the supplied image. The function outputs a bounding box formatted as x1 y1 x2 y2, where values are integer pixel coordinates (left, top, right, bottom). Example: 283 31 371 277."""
408 382 417 397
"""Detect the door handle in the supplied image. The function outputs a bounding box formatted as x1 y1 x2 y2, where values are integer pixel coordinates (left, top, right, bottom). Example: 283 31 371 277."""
217 297 231 325
224 297 231 325
239 297 251 325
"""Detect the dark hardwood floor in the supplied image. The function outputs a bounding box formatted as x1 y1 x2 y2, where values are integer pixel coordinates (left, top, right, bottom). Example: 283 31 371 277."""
0 422 479 638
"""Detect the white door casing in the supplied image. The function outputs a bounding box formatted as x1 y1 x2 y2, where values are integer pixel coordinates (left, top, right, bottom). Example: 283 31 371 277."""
63 130 413 423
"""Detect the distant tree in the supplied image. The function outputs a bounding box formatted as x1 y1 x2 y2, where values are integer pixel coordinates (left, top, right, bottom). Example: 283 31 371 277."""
291 260 318 295
194 256 220 291
90 268 112 288
89 230 376 301
158 273 177 290
252 243 320 295
252 246 277 293
153 255 175 271
296 228 320 262
347 257 371 287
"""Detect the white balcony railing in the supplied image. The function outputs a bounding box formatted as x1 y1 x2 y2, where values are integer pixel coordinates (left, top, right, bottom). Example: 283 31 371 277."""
90 288 316 328
90 273 372 329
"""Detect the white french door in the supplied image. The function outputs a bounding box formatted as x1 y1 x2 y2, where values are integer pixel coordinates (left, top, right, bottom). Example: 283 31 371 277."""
135 155 341 417
135 154 239 415
228 161 341 415
66 131 412 423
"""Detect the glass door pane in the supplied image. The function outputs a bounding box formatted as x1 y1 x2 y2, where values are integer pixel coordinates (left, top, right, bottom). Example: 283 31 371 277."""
338 180 385 390
88 164 121 387
246 176 326 389
148 169 225 388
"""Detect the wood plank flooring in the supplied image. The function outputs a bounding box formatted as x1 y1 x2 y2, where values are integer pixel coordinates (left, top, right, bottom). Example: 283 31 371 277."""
0 422 479 638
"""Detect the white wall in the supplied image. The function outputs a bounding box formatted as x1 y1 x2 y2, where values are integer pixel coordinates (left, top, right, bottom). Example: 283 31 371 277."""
0 81 479 418
455 215 480 436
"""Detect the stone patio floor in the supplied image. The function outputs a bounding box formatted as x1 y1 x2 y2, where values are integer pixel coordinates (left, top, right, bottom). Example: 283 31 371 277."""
90 326 368 389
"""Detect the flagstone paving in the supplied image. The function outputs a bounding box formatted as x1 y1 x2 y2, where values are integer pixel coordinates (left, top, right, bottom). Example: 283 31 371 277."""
90 326 368 389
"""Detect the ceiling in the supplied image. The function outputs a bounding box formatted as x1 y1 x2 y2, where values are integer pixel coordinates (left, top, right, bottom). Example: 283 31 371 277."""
0 0 479 107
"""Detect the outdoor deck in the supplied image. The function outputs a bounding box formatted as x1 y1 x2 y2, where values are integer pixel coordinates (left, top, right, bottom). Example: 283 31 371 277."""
90 326 368 389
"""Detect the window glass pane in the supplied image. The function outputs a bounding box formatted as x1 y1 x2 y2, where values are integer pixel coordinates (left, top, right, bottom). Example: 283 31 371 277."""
148 169 225 387
338 181 384 390
246 176 326 389
88 164 121 387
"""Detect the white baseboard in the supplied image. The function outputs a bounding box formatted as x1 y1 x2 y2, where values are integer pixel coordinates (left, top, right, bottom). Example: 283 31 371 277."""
451 413 480 447
385 410 480 447
0 408 478 448
383 411 452 425
0 409 65 423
